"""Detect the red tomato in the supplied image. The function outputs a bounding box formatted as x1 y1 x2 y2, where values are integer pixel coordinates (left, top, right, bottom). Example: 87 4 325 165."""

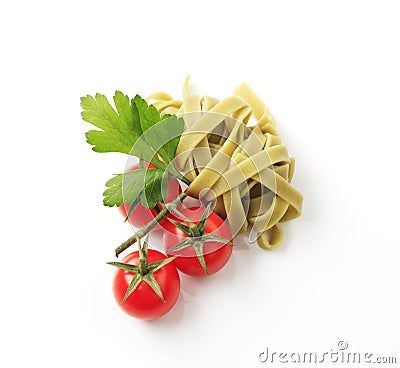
112 250 180 320
163 207 233 277
118 163 181 230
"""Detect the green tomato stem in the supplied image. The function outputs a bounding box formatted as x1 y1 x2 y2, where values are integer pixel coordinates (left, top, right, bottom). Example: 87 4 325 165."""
138 239 148 276
115 191 188 257
189 225 201 238
165 204 193 224
165 205 202 237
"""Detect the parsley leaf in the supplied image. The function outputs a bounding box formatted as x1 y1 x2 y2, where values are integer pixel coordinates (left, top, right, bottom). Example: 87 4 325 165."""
82 92 184 173
132 95 161 133
143 169 169 208
81 91 140 154
82 91 189 208
103 168 147 207
130 115 184 175
103 168 168 209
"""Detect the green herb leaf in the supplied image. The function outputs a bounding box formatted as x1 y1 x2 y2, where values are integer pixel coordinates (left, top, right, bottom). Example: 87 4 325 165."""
103 168 165 207
81 93 183 172
142 170 167 209
162 113 173 120
82 92 141 154
153 115 185 166
133 95 161 133
130 115 184 174
103 168 146 207
125 196 141 221
82 92 188 210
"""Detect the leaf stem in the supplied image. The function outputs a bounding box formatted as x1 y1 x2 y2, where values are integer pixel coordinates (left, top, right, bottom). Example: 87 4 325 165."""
115 191 188 257
180 175 191 186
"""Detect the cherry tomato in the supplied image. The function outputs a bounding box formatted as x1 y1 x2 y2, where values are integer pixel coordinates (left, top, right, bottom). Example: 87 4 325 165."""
112 250 180 320
163 207 233 277
118 163 181 230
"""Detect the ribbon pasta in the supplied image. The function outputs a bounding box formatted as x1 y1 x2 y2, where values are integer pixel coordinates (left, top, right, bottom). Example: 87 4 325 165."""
147 78 303 249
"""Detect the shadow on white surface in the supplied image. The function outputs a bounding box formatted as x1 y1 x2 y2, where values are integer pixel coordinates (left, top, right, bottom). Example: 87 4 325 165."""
179 252 237 298
145 292 186 326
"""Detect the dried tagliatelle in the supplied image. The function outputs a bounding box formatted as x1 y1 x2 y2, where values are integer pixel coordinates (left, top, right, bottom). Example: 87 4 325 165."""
147 77 303 249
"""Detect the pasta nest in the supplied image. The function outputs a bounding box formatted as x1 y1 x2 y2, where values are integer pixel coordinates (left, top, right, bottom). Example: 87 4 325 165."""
148 78 303 249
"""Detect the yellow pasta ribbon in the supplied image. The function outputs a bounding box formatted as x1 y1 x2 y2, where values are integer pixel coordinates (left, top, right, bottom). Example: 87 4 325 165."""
148 78 303 249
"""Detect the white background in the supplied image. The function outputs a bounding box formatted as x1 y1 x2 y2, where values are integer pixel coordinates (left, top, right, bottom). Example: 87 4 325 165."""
1 1 399 367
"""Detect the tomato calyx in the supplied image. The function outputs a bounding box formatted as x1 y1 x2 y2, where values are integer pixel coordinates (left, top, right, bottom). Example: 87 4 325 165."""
166 204 233 274
108 238 176 302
